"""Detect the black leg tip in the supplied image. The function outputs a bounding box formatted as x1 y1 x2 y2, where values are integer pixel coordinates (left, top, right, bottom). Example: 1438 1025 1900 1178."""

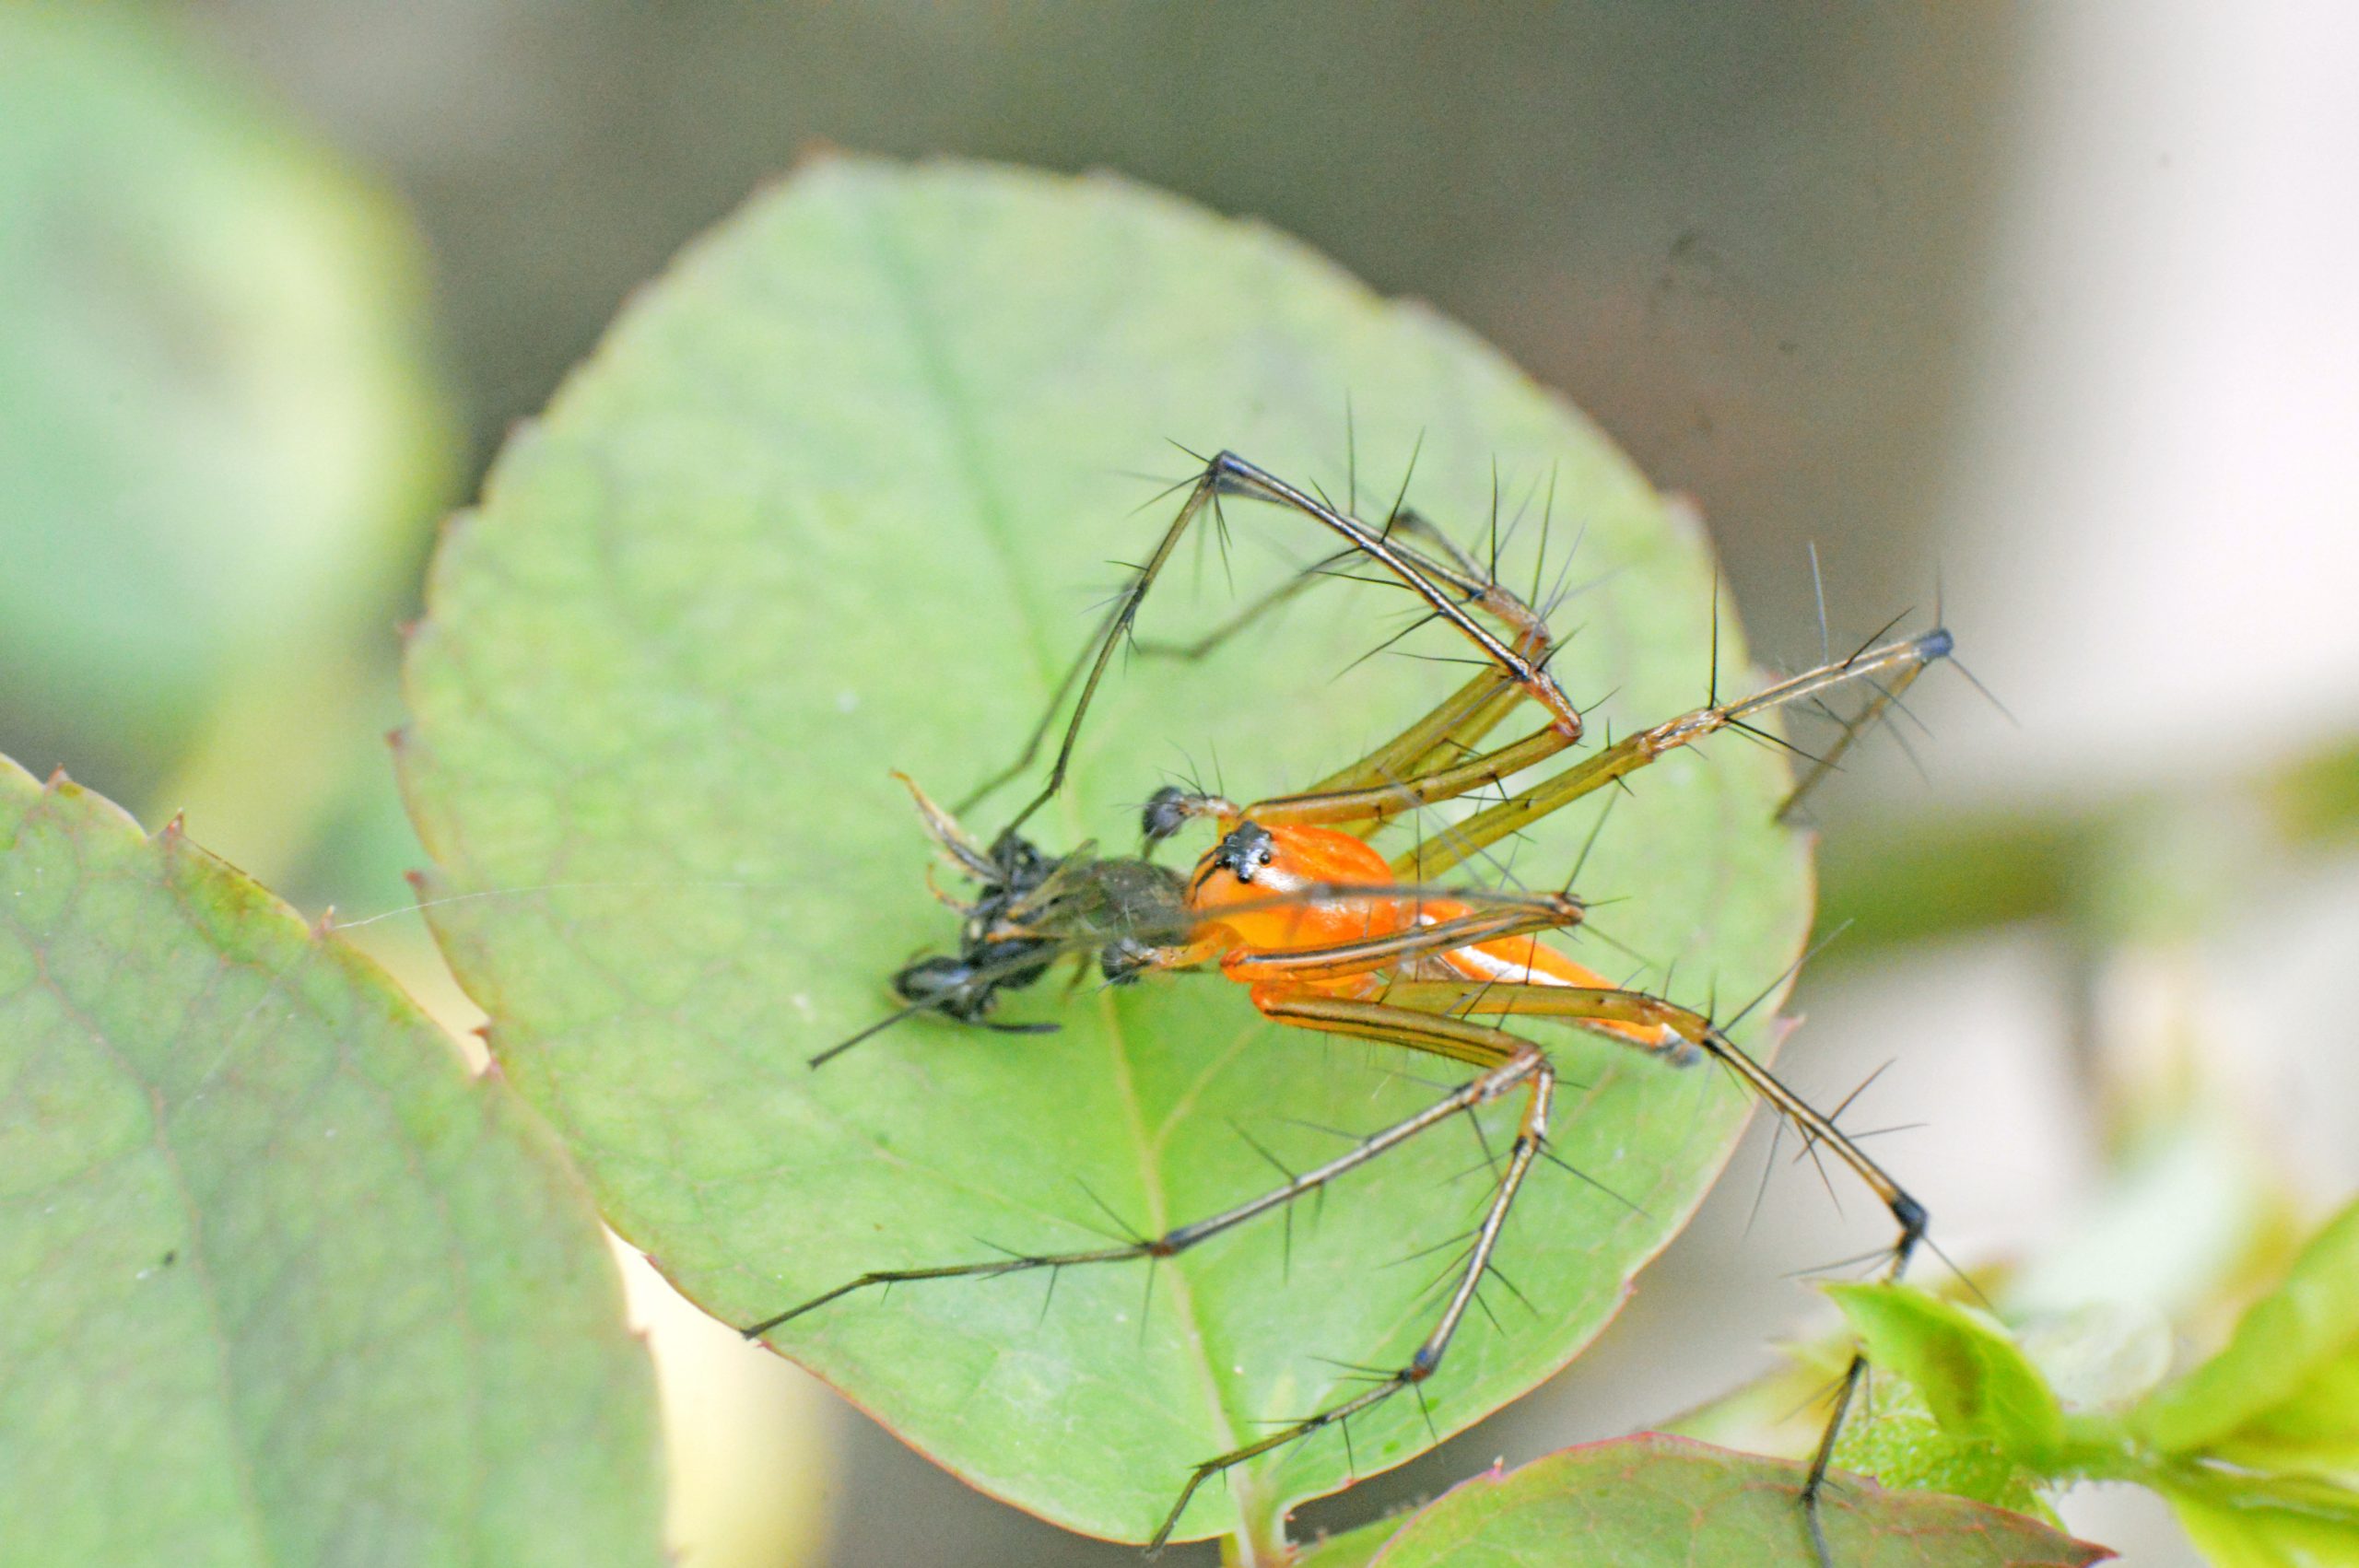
1892 1192 1929 1240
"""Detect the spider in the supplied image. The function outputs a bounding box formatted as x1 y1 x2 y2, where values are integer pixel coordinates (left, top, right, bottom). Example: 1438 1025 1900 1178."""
750 451 1952 1555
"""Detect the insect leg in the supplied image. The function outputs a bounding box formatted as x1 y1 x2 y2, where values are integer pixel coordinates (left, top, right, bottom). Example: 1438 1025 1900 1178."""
1235 720 1579 836
954 614 1108 817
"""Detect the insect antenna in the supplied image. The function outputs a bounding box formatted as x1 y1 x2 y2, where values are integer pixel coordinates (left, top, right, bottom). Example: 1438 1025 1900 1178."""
807 999 934 1069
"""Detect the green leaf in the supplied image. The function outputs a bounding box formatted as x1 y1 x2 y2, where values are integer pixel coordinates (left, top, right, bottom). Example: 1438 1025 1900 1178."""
398 156 1815 1545
2136 1198 2359 1478
1830 1284 2067 1465
1330 1434 2108 1567
0 6 452 804
1831 1378 2055 1519
0 758 663 1568
2164 1479 2359 1568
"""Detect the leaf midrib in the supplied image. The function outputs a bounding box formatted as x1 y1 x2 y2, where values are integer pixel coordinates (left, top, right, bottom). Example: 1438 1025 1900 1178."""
851 179 1249 1526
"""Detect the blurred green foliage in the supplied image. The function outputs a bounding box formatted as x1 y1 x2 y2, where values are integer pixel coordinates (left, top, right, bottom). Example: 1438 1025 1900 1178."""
0 5 453 867
1819 1200 2359 1565
1820 732 2359 958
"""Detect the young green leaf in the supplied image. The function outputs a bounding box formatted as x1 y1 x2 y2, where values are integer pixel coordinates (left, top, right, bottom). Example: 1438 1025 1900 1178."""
399 155 1819 1546
2135 1197 2359 1476
1326 1434 2108 1568
2163 1475 2359 1568
1832 1384 2055 1519
0 758 663 1568
1829 1283 2068 1466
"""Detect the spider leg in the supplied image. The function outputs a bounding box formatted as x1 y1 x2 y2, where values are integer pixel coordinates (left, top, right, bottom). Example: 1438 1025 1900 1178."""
1127 493 1521 667
983 453 1589 835
1185 884 1588 986
1145 990 1555 1550
1389 629 1953 881
1208 454 1580 736
1130 544 1362 661
1777 652 1939 824
738 1035 1513 1336
1376 978 1927 1269
1274 500 1570 800
1371 973 1927 1557
1246 720 1579 835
